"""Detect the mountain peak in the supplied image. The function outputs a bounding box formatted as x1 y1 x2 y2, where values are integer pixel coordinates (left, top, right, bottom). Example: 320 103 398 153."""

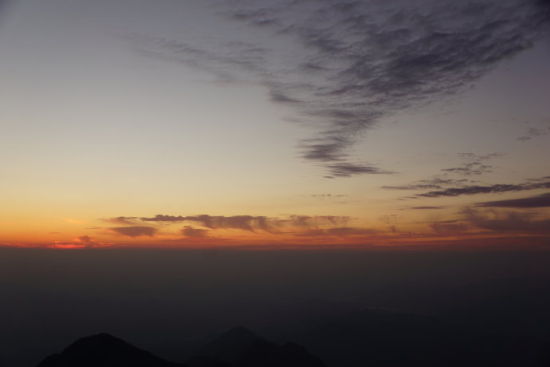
37 333 181 367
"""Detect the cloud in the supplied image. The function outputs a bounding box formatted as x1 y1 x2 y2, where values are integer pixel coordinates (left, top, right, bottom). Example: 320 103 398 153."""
138 214 350 232
385 154 499 192
104 216 139 225
140 215 187 223
50 236 109 249
477 192 550 208
517 127 548 141
310 194 348 199
417 180 550 198
383 178 472 191
430 221 469 235
297 227 378 237
411 206 445 210
143 215 273 232
110 226 157 237
517 120 550 141
441 153 502 176
325 162 391 178
137 0 550 177
464 208 550 234
181 226 209 238
384 183 446 191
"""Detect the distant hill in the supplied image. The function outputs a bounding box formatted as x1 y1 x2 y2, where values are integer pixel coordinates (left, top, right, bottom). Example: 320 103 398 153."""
34 319 550 367
36 333 183 367
36 329 325 367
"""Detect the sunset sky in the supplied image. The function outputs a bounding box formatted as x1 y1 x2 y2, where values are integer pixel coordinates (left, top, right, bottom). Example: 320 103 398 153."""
1 0 550 249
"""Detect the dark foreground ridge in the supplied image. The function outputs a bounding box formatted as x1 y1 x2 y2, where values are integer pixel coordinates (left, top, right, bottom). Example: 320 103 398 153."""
36 333 182 367
36 328 326 367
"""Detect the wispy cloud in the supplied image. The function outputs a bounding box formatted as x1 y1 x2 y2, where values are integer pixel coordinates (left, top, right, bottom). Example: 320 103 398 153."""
441 153 502 177
517 118 550 141
517 127 549 141
135 0 550 177
477 192 550 208
417 180 550 198
383 153 502 192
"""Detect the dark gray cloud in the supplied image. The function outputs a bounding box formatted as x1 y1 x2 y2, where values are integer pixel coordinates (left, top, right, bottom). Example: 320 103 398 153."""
417 180 550 198
477 192 550 208
383 178 471 191
386 154 499 192
441 153 502 176
181 226 209 238
384 183 446 191
139 0 550 177
110 226 157 237
325 162 390 178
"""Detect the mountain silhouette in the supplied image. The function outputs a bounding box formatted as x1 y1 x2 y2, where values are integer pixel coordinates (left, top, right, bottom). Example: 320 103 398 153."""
36 333 184 367
191 326 326 367
36 329 325 367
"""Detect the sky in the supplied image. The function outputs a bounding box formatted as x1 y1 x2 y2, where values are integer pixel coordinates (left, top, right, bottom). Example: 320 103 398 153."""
1 0 550 250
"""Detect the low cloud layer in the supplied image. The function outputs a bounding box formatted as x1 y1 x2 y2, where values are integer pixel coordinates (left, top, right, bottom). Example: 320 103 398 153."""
431 221 469 235
411 206 445 210
140 214 350 233
464 208 550 234
110 226 157 237
139 0 550 177
181 226 209 238
51 236 109 249
297 227 378 237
